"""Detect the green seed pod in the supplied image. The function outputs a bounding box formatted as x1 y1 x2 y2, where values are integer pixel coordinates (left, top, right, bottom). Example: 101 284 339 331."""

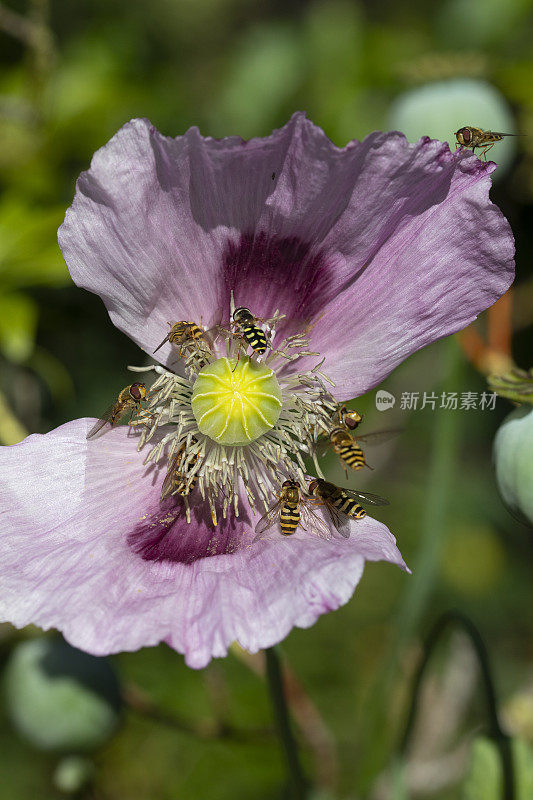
493 407 533 526
3 638 122 752
191 356 282 446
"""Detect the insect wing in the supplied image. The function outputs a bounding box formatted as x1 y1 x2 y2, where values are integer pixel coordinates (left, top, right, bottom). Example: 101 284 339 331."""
161 453 181 499
299 501 335 540
318 500 351 539
153 332 171 354
161 472 173 499
86 417 111 440
354 428 403 445
486 131 516 139
343 488 389 506
254 499 283 541
86 402 123 440
200 324 221 348
315 437 333 458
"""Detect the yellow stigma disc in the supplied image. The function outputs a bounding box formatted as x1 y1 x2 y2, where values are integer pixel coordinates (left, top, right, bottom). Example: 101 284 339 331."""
191 357 283 446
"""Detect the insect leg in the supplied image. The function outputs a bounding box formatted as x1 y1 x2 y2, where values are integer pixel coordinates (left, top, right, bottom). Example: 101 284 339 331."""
231 337 246 372
480 142 496 161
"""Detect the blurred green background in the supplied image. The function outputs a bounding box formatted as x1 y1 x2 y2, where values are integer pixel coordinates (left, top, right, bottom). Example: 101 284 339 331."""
1 0 533 798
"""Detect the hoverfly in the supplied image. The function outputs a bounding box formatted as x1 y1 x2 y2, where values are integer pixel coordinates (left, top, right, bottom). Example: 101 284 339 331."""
320 420 400 473
86 382 148 440
328 427 367 471
161 442 198 499
454 126 515 160
335 405 363 431
254 479 330 540
308 478 389 537
153 321 208 357
232 307 269 356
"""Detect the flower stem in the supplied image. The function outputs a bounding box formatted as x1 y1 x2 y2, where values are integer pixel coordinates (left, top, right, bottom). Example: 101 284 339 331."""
265 647 307 800
400 610 515 800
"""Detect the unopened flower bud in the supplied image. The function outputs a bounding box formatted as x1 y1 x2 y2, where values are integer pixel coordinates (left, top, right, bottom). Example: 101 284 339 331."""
493 407 533 526
3 638 122 752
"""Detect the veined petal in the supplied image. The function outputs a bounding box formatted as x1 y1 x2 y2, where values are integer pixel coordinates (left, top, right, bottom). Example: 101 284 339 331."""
0 421 406 668
308 137 515 398
22 113 513 668
59 116 513 393
59 113 363 362
58 119 226 363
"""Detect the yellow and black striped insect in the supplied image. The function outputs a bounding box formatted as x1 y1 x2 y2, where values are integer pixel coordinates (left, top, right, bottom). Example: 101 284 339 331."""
161 442 199 499
153 321 206 356
328 428 367 471
308 478 388 536
335 405 363 431
232 307 268 356
319 410 400 473
254 479 330 539
86 382 148 440
454 126 515 160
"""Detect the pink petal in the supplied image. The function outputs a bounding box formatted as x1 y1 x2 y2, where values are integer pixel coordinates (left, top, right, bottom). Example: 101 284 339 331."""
309 137 514 397
0 421 406 668
59 113 357 362
59 115 513 393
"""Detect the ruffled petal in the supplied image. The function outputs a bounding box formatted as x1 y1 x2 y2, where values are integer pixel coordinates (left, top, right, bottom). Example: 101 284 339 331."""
58 118 227 363
59 113 363 362
0 421 406 668
59 116 513 391
305 137 515 397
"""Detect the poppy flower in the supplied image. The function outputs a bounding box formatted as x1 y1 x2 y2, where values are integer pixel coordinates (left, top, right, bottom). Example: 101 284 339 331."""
0 114 514 668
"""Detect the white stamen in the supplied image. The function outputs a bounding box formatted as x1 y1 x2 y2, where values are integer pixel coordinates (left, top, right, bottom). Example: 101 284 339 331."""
129 313 336 524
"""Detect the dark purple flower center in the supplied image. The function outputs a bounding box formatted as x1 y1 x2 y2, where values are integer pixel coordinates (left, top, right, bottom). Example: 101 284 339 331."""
127 497 250 564
222 232 333 326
